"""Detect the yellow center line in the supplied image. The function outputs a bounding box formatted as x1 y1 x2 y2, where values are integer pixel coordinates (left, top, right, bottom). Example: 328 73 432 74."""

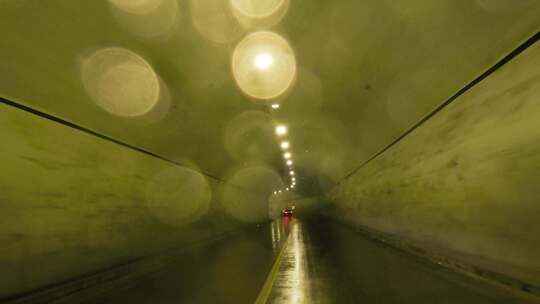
254 232 291 304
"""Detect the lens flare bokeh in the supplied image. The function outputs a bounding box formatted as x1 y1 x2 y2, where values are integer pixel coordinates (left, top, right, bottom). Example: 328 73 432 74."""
146 166 212 227
81 47 160 117
232 31 296 100
224 110 276 162
221 165 283 223
190 0 245 44
108 0 179 40
230 0 290 30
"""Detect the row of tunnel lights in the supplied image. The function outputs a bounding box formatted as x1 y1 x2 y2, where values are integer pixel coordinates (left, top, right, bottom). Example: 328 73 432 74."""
231 15 296 195
251 51 297 194
272 106 296 195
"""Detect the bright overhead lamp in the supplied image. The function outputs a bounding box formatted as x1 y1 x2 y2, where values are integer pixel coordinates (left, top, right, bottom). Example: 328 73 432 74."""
275 125 287 136
255 53 273 70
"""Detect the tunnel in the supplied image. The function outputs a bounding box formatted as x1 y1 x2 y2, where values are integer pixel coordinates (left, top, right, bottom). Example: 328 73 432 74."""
1 1 540 303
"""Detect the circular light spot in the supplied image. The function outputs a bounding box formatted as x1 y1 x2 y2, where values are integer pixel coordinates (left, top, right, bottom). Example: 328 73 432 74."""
190 0 244 44
109 0 164 14
230 0 284 18
146 166 211 227
275 125 287 135
255 53 274 70
108 0 179 39
221 165 283 223
232 31 296 100
230 0 289 29
81 47 160 117
224 110 275 162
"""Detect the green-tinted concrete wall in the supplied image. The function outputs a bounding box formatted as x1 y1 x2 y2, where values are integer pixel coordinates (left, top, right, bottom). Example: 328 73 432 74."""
329 42 540 286
0 103 265 298
2 1 540 192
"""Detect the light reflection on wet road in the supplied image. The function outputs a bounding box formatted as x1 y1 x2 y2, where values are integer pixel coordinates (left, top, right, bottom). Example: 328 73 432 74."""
267 217 358 303
268 219 311 303
90 216 530 304
266 217 526 304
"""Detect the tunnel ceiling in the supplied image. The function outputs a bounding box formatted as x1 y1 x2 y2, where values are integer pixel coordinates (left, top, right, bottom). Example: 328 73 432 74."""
1 0 539 195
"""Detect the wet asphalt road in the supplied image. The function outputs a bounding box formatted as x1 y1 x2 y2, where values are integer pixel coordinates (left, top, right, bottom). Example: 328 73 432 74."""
89 216 530 304
87 223 282 304
266 217 525 304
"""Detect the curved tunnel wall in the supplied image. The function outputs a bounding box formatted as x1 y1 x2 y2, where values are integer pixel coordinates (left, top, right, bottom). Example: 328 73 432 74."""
1 0 540 301
328 40 540 288
0 101 271 298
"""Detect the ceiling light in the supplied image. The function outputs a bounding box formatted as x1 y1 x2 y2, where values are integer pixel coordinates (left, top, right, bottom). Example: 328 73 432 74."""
275 125 287 136
280 141 289 149
254 53 274 70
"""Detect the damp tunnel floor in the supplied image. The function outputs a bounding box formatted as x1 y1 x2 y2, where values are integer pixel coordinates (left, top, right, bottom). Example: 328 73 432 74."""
84 216 521 304
1 0 540 303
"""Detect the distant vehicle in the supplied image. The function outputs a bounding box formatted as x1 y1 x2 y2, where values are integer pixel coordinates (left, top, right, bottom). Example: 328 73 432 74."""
282 208 293 217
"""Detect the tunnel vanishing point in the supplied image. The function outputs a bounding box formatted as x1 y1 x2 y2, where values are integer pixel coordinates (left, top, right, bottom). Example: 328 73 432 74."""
1 1 540 303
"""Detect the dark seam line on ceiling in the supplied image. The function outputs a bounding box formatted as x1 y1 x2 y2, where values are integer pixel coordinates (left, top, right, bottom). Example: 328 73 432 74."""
336 31 539 185
0 97 226 183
